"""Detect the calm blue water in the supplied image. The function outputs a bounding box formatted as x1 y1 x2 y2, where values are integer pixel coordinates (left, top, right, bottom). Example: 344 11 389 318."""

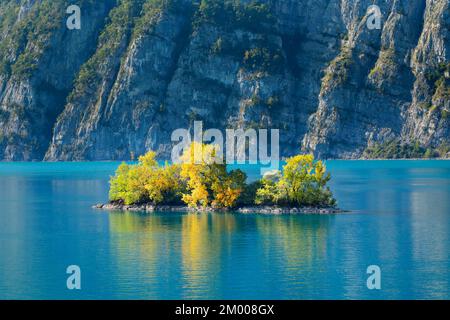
0 161 449 300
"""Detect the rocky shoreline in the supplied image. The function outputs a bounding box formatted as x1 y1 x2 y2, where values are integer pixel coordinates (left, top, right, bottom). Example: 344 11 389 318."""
93 203 345 215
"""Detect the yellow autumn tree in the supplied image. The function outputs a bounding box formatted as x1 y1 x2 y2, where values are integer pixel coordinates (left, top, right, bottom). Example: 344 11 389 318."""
180 142 246 208
145 162 185 205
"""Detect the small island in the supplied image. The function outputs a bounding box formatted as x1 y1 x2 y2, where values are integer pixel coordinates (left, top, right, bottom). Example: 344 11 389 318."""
95 142 342 215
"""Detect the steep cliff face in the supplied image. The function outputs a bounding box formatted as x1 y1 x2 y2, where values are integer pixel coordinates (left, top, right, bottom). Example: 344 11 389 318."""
45 0 348 160
402 0 450 149
303 0 450 159
0 0 114 160
0 0 449 161
46 0 196 160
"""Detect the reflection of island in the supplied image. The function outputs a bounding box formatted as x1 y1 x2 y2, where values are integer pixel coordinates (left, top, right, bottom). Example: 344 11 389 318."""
107 211 334 299
108 212 239 299
255 215 334 265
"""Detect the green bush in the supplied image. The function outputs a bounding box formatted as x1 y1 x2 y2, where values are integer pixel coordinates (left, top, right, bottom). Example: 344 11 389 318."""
322 47 353 92
424 62 450 103
195 0 273 32
363 139 448 159
255 155 336 207
243 47 284 73
236 180 262 206
369 48 396 83
109 151 186 205
434 76 450 101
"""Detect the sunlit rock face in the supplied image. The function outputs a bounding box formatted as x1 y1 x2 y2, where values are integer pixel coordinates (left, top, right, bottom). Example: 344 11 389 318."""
303 0 450 159
0 0 449 161
0 0 114 160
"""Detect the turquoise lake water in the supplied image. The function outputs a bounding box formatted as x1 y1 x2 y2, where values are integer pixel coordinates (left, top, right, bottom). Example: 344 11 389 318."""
0 161 449 299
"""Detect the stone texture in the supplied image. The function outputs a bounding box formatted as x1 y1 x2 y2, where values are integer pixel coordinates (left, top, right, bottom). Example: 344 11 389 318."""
0 0 448 161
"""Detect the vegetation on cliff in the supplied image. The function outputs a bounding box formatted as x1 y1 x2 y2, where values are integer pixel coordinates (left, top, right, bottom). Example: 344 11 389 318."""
195 0 274 32
0 0 65 79
363 139 450 159
109 142 336 209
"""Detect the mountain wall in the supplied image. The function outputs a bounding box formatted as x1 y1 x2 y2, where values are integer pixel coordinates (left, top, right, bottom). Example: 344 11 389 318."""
0 0 448 161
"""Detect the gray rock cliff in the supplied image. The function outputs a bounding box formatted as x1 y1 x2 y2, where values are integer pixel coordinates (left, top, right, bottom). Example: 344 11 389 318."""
0 0 448 161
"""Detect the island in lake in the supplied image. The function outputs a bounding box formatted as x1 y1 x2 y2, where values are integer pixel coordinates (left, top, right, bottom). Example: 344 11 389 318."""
95 142 342 214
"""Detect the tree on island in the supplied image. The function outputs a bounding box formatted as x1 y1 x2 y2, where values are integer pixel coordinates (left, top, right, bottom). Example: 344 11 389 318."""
109 151 185 206
109 142 336 209
255 155 336 207
179 142 247 208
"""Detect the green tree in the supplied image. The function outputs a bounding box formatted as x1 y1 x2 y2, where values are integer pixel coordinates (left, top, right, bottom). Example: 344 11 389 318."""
109 162 131 203
256 155 336 207
109 151 184 205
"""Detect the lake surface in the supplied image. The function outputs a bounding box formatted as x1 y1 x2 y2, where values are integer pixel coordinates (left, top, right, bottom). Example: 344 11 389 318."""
0 161 449 299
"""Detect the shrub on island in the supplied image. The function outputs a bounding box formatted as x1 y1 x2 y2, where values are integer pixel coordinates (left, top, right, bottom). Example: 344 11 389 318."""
255 155 336 207
109 151 185 206
108 143 336 209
